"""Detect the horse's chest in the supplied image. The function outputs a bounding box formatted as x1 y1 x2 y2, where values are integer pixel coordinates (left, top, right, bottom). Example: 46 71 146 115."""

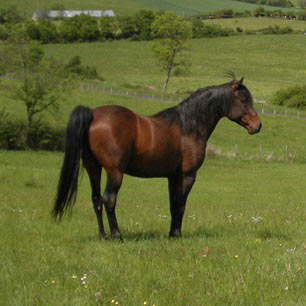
181 139 206 173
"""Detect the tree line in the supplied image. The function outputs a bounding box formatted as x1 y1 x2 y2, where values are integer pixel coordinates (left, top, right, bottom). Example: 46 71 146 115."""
1 6 306 43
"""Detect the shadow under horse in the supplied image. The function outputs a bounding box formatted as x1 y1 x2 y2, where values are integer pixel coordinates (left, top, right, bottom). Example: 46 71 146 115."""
53 78 262 239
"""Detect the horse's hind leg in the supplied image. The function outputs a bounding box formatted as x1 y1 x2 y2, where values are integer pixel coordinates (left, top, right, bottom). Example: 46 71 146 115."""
102 170 123 240
83 154 106 239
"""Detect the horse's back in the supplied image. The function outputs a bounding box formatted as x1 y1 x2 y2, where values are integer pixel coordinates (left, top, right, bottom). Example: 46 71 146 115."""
88 105 137 171
88 105 182 177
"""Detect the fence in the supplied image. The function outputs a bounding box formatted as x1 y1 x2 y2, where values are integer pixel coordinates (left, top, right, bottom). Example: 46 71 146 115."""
79 83 306 120
1 75 305 120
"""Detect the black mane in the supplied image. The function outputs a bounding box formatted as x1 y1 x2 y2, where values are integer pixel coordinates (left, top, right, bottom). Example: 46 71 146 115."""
154 82 239 136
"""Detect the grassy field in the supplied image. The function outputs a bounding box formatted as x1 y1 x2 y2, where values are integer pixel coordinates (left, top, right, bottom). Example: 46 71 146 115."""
1 15 306 304
41 34 306 102
205 17 306 32
0 150 305 305
1 33 303 107
0 0 301 17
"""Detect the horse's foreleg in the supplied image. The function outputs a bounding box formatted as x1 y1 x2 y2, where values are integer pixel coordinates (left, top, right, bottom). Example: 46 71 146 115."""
168 173 196 238
103 170 123 240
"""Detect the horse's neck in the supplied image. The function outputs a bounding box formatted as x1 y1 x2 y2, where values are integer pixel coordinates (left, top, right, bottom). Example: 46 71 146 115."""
198 114 221 142
195 99 224 141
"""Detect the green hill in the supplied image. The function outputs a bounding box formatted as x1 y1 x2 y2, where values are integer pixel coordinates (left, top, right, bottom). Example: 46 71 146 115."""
0 0 300 17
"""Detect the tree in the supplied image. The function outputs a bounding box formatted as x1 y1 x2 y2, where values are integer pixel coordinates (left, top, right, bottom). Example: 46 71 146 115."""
117 16 137 39
59 15 100 42
297 0 306 8
100 16 117 40
151 12 192 92
0 26 66 132
0 5 24 24
134 10 155 40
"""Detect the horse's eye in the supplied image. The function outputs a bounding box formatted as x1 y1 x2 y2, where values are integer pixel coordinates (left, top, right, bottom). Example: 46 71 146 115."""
240 95 247 103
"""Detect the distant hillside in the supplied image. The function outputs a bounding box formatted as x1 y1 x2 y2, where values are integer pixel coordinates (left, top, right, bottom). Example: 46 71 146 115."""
131 0 299 15
0 0 300 17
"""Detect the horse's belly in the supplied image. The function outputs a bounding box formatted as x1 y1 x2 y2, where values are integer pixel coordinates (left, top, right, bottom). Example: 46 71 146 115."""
125 152 180 178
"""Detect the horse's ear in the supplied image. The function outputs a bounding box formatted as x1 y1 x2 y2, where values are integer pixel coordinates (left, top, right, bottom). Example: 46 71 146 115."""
231 77 244 93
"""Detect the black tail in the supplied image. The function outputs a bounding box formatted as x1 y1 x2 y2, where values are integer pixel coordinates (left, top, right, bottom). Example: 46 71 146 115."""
52 106 93 220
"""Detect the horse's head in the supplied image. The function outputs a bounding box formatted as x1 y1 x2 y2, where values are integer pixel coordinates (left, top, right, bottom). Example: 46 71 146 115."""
226 78 262 135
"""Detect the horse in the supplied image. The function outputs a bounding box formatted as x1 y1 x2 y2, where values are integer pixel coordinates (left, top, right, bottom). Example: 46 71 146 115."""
52 78 261 239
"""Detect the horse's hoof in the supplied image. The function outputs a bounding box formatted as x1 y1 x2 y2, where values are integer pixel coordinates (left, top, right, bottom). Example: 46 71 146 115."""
99 233 107 240
169 231 181 238
111 232 123 241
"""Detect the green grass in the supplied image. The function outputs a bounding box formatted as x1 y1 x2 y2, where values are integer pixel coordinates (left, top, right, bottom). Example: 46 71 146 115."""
1 32 306 304
0 0 301 17
38 34 306 103
0 150 305 305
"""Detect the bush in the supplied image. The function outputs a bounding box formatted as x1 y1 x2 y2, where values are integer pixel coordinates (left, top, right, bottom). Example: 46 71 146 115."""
100 16 117 40
37 20 58 43
134 10 155 41
58 18 79 42
117 16 137 39
27 121 64 151
191 20 235 38
0 5 24 24
0 109 64 150
64 55 103 80
201 24 235 38
59 15 100 42
272 85 306 110
0 108 27 150
0 24 9 40
192 19 205 38
25 22 40 40
78 15 100 41
259 25 294 34
25 20 58 43
297 10 306 20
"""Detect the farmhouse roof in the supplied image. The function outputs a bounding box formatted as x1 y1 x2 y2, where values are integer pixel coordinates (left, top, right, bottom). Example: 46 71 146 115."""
32 10 115 21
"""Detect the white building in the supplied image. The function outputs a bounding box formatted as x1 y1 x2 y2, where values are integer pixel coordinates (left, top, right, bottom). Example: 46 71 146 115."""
32 10 115 22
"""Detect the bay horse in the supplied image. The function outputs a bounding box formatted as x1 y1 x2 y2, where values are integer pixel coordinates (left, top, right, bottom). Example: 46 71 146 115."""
52 78 261 239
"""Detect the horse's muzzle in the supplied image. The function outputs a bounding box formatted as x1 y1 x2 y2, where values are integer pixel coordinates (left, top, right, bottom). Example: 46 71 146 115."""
247 122 262 134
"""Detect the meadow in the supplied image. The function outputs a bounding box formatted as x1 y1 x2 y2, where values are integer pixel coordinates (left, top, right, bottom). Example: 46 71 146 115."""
43 34 306 101
0 10 306 305
0 149 305 305
0 0 300 17
1 81 306 304
1 33 305 111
